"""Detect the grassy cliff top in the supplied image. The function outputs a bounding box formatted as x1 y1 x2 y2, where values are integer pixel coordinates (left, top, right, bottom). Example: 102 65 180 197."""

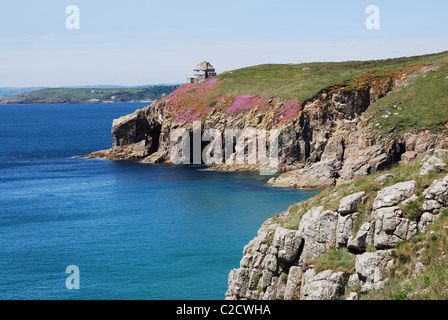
215 51 448 101
363 53 448 136
161 50 448 133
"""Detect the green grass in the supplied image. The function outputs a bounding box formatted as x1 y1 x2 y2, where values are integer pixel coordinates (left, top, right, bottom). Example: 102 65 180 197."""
306 247 355 274
400 196 425 221
364 54 448 136
215 51 448 101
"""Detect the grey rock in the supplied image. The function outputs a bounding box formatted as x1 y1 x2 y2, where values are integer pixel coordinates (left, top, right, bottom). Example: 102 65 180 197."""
264 247 278 272
346 292 359 300
421 149 448 162
347 221 374 252
260 276 280 300
423 199 442 211
226 268 251 299
355 250 393 290
401 194 419 206
272 228 303 263
267 160 337 189
300 269 348 300
407 222 418 240
375 174 394 186
338 192 366 214
373 206 413 249
260 270 273 290
372 181 416 210
284 266 302 300
413 262 425 277
423 174 448 207
298 207 338 261
420 156 447 176
418 212 440 232
337 213 354 247
347 273 361 288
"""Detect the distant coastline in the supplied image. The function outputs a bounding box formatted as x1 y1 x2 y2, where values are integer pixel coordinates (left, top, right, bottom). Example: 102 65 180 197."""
0 85 180 105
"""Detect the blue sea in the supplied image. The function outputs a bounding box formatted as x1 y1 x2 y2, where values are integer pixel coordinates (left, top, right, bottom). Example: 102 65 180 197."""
0 103 318 300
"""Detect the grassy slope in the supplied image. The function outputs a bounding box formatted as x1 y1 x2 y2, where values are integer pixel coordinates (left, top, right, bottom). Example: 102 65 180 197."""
0 85 180 104
364 53 448 136
215 51 448 102
161 50 448 129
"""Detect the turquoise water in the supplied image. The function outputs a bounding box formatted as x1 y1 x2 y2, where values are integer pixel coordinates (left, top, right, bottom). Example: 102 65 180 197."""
0 103 318 300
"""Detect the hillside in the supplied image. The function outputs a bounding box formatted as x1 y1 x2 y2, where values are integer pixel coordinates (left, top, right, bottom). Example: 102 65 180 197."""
87 51 448 182
0 85 180 104
83 50 448 300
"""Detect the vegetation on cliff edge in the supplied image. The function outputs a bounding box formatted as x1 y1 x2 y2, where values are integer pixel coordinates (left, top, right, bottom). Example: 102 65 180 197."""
271 154 448 300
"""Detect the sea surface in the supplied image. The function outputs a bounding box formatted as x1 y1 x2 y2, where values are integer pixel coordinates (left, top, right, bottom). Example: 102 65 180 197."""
0 103 318 300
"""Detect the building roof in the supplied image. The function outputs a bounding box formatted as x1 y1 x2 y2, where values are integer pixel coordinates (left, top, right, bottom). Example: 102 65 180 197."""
194 61 215 71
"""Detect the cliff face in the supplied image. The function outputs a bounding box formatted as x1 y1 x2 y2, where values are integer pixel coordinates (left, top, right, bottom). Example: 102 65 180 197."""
87 65 444 186
226 151 448 300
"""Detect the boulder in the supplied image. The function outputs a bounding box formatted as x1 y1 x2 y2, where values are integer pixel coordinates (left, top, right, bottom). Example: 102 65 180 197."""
420 156 447 176
267 160 337 189
272 228 303 263
338 192 366 214
346 292 359 300
347 221 374 252
372 181 416 210
401 151 417 164
298 207 338 261
226 268 251 299
418 212 440 232
300 269 348 300
373 206 413 249
355 250 393 290
375 174 393 186
423 174 448 206
337 214 354 247
283 266 302 300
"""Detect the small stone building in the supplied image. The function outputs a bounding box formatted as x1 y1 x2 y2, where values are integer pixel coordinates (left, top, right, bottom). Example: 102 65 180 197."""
187 61 217 83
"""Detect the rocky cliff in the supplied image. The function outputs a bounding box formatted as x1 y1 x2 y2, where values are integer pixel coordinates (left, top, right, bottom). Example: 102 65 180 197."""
226 150 448 300
87 61 448 188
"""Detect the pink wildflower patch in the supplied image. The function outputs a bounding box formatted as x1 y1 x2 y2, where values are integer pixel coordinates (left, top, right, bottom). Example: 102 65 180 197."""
173 109 193 123
226 94 269 114
279 98 301 122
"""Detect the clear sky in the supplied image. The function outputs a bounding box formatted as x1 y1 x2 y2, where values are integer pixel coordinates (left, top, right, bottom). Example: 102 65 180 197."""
0 0 447 87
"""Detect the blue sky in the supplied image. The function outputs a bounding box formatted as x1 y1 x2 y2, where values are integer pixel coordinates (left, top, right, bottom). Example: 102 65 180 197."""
0 0 447 87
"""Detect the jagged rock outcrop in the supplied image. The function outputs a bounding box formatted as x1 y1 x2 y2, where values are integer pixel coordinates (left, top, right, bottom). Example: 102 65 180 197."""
354 250 394 291
347 221 374 252
338 191 365 214
226 151 448 300
300 269 348 300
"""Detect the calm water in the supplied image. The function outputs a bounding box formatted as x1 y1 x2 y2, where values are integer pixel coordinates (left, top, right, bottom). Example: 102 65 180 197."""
0 103 318 300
